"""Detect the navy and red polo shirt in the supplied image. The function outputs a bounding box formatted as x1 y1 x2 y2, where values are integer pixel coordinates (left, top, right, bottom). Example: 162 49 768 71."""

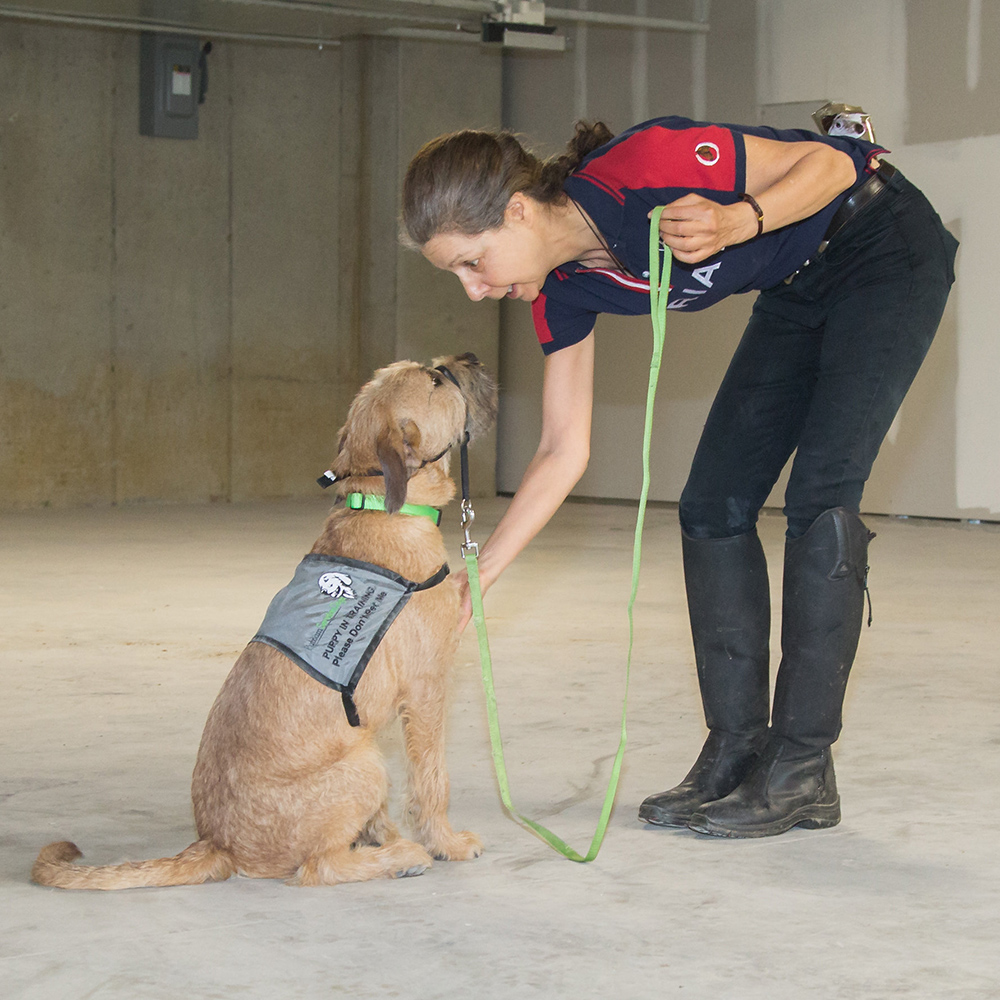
532 116 886 355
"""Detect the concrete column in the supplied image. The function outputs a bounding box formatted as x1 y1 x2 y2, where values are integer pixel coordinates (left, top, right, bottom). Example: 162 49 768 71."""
111 32 232 504
229 43 350 501
0 24 115 508
341 36 502 495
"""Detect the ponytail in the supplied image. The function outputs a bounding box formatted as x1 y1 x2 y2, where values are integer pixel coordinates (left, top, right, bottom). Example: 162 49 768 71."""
533 120 615 203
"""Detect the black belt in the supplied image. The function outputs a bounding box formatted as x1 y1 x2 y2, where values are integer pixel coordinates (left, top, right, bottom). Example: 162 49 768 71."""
817 160 896 253
783 160 896 284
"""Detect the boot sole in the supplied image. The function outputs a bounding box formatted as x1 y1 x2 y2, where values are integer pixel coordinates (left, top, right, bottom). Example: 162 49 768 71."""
687 800 841 839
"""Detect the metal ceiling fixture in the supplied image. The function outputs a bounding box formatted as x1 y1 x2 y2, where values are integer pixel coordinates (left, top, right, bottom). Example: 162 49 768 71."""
0 0 711 48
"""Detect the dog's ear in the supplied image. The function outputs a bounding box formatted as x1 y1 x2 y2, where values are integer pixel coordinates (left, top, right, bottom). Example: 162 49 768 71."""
375 419 422 514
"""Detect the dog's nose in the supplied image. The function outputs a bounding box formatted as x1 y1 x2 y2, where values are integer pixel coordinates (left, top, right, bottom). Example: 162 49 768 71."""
456 352 480 366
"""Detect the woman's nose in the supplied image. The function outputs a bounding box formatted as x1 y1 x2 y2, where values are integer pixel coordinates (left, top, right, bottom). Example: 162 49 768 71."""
459 274 490 302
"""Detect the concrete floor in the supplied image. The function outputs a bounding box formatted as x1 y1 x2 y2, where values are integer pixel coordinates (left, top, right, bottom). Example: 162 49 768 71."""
2 497 998 999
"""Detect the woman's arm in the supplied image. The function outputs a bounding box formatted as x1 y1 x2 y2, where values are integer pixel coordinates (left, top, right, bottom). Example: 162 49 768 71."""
455 332 595 630
654 134 858 264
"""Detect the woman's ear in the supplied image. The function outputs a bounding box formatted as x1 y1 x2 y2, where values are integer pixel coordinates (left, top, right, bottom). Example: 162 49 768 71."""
506 193 529 224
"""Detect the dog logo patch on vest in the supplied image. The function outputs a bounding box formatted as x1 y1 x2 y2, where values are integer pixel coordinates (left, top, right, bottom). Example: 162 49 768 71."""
318 572 355 601
250 554 448 727
695 142 720 166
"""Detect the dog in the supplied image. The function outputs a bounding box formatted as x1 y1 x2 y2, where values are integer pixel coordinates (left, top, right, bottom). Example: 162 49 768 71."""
32 353 498 889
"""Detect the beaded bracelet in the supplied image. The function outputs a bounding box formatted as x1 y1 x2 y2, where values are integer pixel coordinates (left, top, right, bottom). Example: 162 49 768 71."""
740 193 764 238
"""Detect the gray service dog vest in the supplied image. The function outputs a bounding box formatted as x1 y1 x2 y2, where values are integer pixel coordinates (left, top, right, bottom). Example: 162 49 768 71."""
251 554 449 726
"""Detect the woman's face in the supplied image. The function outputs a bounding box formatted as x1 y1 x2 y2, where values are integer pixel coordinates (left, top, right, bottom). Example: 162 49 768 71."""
421 197 551 303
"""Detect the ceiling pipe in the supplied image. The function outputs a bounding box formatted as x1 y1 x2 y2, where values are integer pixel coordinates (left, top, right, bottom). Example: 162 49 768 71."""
210 0 465 28
322 0 710 30
0 0 710 42
0 7 342 45
546 8 709 32
379 26 483 42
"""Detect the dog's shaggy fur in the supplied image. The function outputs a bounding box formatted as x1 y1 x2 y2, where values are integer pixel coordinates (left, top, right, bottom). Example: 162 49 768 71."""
32 354 497 889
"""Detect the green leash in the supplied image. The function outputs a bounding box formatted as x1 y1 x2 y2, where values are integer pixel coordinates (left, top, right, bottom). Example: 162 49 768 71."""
463 211 672 862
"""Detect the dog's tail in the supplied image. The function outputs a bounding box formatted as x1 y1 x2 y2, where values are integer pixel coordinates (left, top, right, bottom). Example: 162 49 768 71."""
31 839 235 890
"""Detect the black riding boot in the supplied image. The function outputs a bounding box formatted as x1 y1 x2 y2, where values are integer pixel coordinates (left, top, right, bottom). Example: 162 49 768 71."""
639 530 770 828
689 507 873 838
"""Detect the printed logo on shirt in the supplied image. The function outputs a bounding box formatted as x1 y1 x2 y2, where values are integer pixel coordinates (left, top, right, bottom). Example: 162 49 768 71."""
695 142 720 167
670 260 724 310
691 262 721 287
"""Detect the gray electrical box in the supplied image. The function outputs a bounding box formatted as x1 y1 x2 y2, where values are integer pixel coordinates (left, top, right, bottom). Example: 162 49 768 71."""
139 33 200 139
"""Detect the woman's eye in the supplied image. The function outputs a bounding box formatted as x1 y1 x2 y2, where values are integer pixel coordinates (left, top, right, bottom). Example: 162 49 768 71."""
465 259 480 270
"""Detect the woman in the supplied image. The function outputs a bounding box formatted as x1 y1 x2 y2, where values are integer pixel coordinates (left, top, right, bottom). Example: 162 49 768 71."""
401 116 958 839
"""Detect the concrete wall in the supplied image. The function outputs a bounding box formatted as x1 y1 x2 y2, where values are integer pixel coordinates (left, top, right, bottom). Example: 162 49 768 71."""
3 4 996 518
496 0 997 521
757 0 992 519
0 23 351 507
229 44 347 502
1 24 115 507
0 23 499 509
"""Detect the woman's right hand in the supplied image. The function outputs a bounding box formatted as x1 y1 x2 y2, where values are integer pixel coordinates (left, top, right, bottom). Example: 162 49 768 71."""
455 567 474 633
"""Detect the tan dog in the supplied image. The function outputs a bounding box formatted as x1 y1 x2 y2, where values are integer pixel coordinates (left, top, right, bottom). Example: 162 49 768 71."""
32 353 498 889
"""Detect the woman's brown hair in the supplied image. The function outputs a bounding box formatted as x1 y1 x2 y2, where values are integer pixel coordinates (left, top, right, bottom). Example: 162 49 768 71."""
401 121 614 249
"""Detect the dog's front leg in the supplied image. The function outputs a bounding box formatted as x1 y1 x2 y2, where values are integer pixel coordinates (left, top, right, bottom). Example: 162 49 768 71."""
400 681 483 861
290 738 432 886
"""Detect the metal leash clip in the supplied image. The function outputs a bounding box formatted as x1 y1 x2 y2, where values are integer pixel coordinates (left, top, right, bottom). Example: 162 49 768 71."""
460 498 478 557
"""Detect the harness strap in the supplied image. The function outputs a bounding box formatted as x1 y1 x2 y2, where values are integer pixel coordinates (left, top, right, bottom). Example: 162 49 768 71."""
434 365 472 500
412 562 451 591
342 693 361 728
339 558 448 727
317 442 455 490
344 492 442 526
340 558 448 728
339 559 448 728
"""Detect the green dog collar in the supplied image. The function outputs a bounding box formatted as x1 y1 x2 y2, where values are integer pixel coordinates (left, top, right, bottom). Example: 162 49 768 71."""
344 492 442 526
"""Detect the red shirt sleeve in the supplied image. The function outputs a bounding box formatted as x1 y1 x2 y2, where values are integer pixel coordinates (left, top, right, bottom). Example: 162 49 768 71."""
574 123 744 201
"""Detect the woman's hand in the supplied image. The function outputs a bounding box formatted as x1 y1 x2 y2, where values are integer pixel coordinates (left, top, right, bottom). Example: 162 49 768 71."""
651 195 758 263
454 567 474 632
650 136 857 265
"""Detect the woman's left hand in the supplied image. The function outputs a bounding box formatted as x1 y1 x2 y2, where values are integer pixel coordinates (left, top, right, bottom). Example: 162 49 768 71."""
650 194 758 263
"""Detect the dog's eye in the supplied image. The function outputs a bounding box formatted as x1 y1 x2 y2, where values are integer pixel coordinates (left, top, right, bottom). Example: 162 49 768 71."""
429 372 443 387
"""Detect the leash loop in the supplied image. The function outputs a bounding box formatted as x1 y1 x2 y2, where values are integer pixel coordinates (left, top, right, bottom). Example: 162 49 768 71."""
463 211 672 861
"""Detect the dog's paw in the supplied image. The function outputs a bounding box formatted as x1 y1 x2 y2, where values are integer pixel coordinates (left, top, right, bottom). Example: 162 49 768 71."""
388 841 434 879
429 830 484 862
393 863 429 879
